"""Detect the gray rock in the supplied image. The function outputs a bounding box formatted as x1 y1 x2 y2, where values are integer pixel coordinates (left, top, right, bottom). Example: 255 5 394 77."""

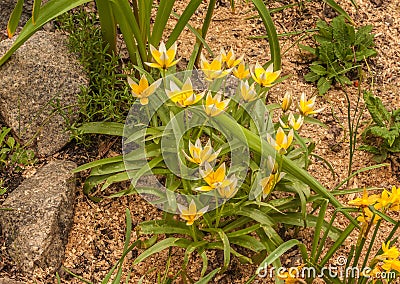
0 30 88 157
0 160 77 276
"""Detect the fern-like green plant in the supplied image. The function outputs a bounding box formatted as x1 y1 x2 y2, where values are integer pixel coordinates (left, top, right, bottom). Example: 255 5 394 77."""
359 92 400 162
300 16 377 94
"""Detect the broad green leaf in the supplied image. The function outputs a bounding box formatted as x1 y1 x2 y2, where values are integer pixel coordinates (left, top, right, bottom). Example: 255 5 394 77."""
73 155 123 173
78 122 125 136
363 91 391 126
355 48 377 61
302 70 319 82
298 44 316 55
0 128 11 146
369 126 397 146
336 75 352 85
317 76 332 94
310 64 328 76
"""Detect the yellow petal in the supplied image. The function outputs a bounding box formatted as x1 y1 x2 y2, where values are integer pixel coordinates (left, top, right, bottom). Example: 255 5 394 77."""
215 163 226 181
140 97 149 105
188 200 197 215
195 186 214 192
275 127 286 147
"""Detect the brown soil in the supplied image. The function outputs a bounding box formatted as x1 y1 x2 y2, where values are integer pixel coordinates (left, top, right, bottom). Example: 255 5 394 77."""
1 0 400 283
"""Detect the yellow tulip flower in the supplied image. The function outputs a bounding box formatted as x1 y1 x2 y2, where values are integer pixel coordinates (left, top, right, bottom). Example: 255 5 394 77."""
267 127 294 154
204 92 230 117
177 200 208 226
217 175 238 200
260 172 285 199
145 41 180 70
375 189 393 210
240 81 259 102
357 207 381 225
298 92 324 116
233 61 250 80
183 139 221 165
348 188 380 207
250 62 281 88
281 91 292 112
288 113 304 131
221 48 243 68
166 78 204 107
127 75 161 105
200 54 232 81
389 186 400 210
377 241 400 261
196 162 230 192
382 259 400 272
277 266 305 284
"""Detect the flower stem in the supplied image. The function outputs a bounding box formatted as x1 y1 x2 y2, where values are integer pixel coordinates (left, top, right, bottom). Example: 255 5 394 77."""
191 224 198 242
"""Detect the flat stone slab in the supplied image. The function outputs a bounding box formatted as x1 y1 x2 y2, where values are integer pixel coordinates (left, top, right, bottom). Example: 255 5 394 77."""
0 30 88 156
0 160 77 276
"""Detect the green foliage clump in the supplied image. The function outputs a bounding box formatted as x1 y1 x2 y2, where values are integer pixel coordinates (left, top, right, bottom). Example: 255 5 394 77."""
301 16 377 94
57 10 132 123
359 92 400 162
0 127 36 173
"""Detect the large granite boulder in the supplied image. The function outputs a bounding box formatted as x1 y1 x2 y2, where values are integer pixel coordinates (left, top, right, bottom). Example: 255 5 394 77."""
0 30 88 156
0 160 77 275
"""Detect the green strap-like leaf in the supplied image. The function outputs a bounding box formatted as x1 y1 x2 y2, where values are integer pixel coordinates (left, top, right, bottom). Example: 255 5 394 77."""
203 228 230 270
257 239 303 271
166 0 202 48
32 0 42 25
110 0 147 64
195 268 221 284
139 220 195 236
7 0 24 38
251 0 281 70
133 237 191 265
77 122 125 136
322 0 354 24
95 0 117 53
1 0 91 66
150 0 175 46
